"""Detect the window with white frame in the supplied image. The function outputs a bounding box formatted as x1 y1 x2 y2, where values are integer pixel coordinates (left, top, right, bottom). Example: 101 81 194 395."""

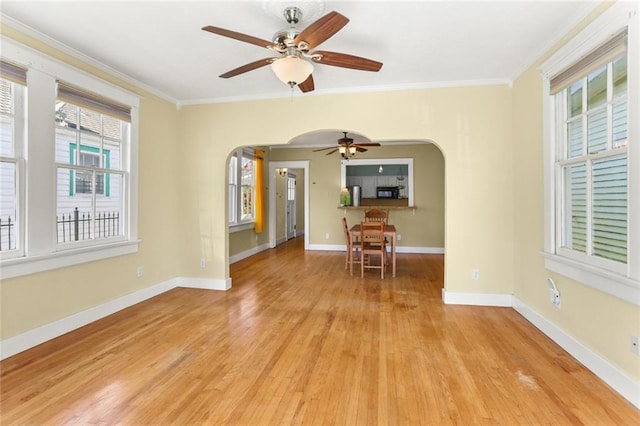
555 38 628 270
541 3 639 303
0 61 26 258
55 84 128 245
0 39 139 279
228 147 256 227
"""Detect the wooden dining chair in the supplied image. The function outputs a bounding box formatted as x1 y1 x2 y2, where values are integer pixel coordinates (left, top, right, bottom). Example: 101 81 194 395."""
342 217 361 275
364 208 389 224
360 221 387 278
364 209 389 244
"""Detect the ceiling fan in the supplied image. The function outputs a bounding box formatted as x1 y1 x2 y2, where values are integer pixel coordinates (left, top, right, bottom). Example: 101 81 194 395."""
313 132 381 158
202 6 383 93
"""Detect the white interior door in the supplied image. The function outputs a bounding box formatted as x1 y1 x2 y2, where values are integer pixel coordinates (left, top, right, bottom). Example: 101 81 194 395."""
286 174 296 239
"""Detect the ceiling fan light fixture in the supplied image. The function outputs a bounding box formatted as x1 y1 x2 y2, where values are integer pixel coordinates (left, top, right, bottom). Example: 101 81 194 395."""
338 146 347 154
271 56 314 87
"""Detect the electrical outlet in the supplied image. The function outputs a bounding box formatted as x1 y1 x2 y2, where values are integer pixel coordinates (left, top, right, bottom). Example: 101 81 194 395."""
200 258 206 269
547 278 560 308
549 288 561 308
136 266 144 277
631 334 639 356
472 269 480 280
397 234 402 241
325 232 330 239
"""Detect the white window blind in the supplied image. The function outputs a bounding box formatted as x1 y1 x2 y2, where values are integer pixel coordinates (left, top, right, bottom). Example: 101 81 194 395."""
57 81 131 122
550 30 627 94
0 60 27 86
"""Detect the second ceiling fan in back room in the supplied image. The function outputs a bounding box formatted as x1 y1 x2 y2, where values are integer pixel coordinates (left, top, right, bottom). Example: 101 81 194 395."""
313 132 380 159
202 6 383 93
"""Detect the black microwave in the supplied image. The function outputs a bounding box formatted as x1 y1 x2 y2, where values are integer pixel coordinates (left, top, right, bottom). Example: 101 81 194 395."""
376 186 399 199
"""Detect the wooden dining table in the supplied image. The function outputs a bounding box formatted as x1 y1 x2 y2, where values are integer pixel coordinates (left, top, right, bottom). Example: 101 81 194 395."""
349 224 397 277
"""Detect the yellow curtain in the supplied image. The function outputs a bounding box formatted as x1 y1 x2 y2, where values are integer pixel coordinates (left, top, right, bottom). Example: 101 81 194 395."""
254 149 265 233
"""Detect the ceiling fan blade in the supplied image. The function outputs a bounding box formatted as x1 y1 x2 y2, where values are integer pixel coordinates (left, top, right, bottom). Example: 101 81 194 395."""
312 146 338 152
353 143 381 147
202 26 274 49
356 147 368 152
294 11 349 49
298 74 315 93
219 58 274 78
312 51 383 72
325 148 339 155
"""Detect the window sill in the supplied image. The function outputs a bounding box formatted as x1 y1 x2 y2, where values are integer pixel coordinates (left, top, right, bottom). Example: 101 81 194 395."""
229 222 255 233
0 240 140 280
541 251 640 306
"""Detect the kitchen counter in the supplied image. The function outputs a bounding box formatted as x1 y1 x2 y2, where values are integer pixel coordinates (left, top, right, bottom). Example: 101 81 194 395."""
339 198 414 210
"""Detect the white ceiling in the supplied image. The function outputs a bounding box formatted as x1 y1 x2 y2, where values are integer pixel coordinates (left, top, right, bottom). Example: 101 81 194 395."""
1 0 599 107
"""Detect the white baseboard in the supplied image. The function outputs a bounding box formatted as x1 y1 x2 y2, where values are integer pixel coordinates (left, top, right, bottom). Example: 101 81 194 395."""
308 243 345 251
442 289 513 307
0 278 178 360
229 243 271 264
442 289 639 409
177 276 232 291
0 275 233 360
397 246 445 254
513 298 640 409
308 244 445 254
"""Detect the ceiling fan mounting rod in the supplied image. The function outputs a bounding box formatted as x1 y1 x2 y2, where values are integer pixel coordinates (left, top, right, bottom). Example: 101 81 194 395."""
283 7 302 25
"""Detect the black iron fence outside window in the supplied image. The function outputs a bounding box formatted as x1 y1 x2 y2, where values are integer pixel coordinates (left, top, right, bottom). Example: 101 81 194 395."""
57 208 120 243
0 216 15 251
0 209 120 251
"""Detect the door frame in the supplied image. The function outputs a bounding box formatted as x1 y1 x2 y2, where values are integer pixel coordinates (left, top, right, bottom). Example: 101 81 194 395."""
286 172 297 240
269 161 309 249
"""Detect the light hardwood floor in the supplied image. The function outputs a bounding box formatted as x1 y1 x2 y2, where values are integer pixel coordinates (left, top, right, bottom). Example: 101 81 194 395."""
1 236 638 424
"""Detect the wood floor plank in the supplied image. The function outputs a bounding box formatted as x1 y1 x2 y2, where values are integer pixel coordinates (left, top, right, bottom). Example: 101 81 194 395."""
1 236 638 424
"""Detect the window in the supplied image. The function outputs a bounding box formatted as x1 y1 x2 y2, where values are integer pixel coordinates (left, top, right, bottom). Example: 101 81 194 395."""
0 38 139 279
541 3 639 303
75 150 107 195
0 61 26 259
228 148 256 228
55 93 125 245
556 52 628 270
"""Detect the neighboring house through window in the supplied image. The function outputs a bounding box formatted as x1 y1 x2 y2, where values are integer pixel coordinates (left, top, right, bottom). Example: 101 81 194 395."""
0 39 140 279
0 61 26 258
541 3 639 303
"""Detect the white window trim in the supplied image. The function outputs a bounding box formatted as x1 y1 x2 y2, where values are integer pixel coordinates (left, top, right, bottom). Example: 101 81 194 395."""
0 37 140 280
228 147 256 232
0 78 26 260
540 3 640 305
340 158 415 206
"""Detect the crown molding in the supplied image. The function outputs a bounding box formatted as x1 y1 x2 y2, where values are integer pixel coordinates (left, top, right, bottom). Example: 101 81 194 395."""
177 77 512 106
511 0 602 81
0 13 179 106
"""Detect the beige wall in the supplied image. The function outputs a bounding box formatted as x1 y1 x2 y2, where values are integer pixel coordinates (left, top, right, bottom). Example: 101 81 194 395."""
511 3 640 382
0 25 181 339
275 172 287 242
177 85 514 296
